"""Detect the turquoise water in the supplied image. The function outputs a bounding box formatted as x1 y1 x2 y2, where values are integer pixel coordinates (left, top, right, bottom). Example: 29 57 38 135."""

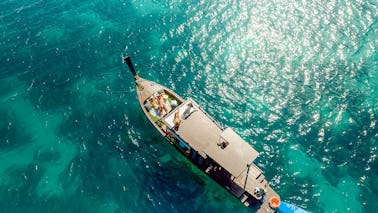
0 0 377 212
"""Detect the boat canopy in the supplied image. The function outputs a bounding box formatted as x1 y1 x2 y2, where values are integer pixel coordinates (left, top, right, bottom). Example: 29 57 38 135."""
162 98 260 178
204 127 259 177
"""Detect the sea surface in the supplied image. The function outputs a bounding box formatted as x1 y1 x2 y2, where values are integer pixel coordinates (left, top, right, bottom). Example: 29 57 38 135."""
0 0 377 212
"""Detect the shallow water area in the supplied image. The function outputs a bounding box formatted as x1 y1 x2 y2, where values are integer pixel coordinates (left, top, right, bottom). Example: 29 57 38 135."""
0 0 377 212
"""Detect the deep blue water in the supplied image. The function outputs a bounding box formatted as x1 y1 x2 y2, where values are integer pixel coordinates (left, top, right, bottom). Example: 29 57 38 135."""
0 0 377 212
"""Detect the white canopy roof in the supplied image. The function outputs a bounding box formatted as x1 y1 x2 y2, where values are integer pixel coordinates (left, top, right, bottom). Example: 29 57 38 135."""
162 99 260 178
204 127 259 177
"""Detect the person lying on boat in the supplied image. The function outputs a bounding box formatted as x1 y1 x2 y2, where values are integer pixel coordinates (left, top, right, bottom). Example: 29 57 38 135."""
183 103 194 119
158 94 170 114
157 106 164 117
149 97 159 110
173 109 181 130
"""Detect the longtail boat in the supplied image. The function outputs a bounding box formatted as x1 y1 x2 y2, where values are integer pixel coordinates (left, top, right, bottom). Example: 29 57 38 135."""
124 56 308 213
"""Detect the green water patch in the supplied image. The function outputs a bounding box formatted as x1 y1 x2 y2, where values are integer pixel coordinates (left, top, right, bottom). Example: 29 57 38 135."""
0 95 39 177
0 79 78 199
323 162 349 187
369 177 378 194
287 146 321 179
35 138 78 197
131 0 170 17
28 82 80 111
50 77 155 209
18 59 83 112
0 73 27 101
157 152 172 164
63 155 141 211
285 145 364 212
55 77 131 140
0 163 45 213
0 108 31 151
73 11 117 36
97 200 121 213
58 6 122 44
316 177 363 212
41 25 66 45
